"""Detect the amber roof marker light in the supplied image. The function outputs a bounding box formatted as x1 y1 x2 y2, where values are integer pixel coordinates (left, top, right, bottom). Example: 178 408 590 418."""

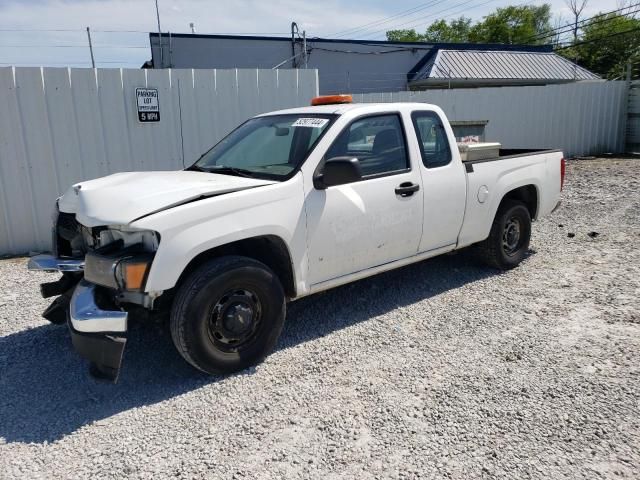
311 94 353 106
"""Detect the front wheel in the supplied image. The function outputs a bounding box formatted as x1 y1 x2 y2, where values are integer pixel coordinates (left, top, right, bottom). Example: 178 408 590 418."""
170 256 286 375
478 200 531 270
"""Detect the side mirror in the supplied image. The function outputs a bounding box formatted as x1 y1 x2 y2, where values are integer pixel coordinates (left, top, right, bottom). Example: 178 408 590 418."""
314 157 362 189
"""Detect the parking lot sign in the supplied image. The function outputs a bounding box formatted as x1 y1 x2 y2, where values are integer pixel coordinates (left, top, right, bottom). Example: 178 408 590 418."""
136 88 160 122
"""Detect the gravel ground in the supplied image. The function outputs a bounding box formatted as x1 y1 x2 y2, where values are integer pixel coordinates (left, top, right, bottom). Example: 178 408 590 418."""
1 157 639 480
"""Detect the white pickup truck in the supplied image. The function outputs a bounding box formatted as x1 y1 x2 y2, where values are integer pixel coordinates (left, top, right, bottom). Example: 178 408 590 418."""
28 96 564 381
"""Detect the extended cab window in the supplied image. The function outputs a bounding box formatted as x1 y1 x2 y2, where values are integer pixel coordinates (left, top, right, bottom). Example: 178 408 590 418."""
194 114 335 180
325 114 409 177
411 111 452 169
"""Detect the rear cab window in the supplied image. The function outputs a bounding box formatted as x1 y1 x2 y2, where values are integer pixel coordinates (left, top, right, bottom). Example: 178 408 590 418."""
411 111 452 169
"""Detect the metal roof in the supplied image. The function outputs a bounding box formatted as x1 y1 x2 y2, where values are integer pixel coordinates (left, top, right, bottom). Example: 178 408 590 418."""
414 49 599 82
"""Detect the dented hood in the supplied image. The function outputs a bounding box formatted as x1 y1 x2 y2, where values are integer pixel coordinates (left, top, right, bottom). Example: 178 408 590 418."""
58 170 276 227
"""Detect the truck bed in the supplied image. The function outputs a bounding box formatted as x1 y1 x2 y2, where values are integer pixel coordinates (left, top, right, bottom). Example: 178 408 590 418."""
463 148 563 164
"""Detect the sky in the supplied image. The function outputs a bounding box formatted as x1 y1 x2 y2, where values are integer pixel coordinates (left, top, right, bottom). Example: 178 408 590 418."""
0 0 623 68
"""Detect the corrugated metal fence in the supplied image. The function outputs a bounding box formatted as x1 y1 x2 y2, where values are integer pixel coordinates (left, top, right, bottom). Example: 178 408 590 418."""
0 70 631 256
354 81 628 158
627 80 640 153
0 67 318 255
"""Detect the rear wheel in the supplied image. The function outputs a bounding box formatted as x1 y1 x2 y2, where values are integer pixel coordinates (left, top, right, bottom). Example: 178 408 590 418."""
478 200 531 270
170 256 286 375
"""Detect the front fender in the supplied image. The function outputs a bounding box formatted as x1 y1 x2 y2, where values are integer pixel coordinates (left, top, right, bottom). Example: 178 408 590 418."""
132 175 307 293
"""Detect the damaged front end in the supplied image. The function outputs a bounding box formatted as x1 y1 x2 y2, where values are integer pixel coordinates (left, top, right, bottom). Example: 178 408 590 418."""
28 203 160 382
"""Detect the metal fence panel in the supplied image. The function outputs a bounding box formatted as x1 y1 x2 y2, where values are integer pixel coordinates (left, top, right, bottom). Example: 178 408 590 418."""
353 81 628 157
0 67 319 255
0 69 628 256
0 68 39 253
627 81 640 152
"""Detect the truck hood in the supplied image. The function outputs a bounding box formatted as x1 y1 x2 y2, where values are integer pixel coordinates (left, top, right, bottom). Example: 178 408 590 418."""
58 171 276 227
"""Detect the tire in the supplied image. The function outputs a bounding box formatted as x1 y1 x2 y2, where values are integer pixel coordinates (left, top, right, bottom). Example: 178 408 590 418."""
478 200 531 270
170 255 286 375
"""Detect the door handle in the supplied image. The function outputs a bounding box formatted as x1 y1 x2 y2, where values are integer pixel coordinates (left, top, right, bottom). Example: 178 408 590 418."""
395 182 420 197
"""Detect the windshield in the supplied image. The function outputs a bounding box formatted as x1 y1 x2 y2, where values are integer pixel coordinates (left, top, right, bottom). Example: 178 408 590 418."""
193 114 336 179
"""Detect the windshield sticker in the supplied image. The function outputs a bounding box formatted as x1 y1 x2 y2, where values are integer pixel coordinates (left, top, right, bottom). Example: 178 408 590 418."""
292 118 329 128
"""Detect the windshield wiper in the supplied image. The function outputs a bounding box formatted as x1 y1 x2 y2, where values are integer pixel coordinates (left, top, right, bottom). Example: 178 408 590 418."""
185 164 254 177
205 166 256 178
184 164 207 172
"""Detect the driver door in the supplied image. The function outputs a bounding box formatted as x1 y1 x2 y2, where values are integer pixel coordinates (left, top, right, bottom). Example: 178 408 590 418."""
304 113 424 286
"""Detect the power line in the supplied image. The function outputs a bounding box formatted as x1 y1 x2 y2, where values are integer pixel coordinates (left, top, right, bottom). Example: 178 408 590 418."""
531 11 640 45
530 3 639 41
525 3 640 43
0 43 336 51
554 25 640 50
356 0 546 40
330 0 443 38
356 0 501 39
0 61 143 65
0 27 291 35
0 44 149 49
310 46 422 55
150 31 292 35
0 28 83 32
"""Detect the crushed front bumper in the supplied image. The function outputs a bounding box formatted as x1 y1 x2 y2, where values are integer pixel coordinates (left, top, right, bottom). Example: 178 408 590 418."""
28 254 85 272
29 255 128 382
69 280 127 333
69 280 128 382
69 281 128 382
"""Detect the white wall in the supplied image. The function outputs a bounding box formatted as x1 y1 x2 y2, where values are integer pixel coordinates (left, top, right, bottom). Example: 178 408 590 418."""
354 81 628 158
0 67 318 255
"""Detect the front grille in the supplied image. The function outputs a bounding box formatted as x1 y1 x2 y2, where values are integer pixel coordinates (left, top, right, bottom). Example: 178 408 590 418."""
55 212 84 258
57 212 79 241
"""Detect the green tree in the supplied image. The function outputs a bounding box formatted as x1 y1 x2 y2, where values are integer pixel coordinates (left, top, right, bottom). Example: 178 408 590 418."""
386 4 552 44
469 5 552 43
386 29 427 42
562 12 640 78
387 17 472 42
423 17 473 42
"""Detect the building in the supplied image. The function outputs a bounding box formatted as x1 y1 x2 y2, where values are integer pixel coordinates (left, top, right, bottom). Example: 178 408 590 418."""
148 33 599 94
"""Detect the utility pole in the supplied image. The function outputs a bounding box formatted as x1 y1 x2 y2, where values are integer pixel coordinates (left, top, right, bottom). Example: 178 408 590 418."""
155 0 163 68
271 22 307 70
302 30 308 69
86 27 96 68
291 22 299 68
565 0 588 80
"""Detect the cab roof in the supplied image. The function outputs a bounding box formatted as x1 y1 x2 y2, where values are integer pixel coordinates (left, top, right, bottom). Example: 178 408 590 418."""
257 102 439 117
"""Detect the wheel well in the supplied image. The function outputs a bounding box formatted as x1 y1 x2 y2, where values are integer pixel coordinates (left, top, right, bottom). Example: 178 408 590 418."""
177 236 296 298
501 185 538 220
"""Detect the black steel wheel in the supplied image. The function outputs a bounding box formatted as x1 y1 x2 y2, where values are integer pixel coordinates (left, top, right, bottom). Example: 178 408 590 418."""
170 256 286 375
478 200 531 270
502 216 523 256
207 288 263 351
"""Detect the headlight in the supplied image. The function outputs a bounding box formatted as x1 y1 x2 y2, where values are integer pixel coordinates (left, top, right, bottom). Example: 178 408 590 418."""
84 250 153 292
84 229 158 291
